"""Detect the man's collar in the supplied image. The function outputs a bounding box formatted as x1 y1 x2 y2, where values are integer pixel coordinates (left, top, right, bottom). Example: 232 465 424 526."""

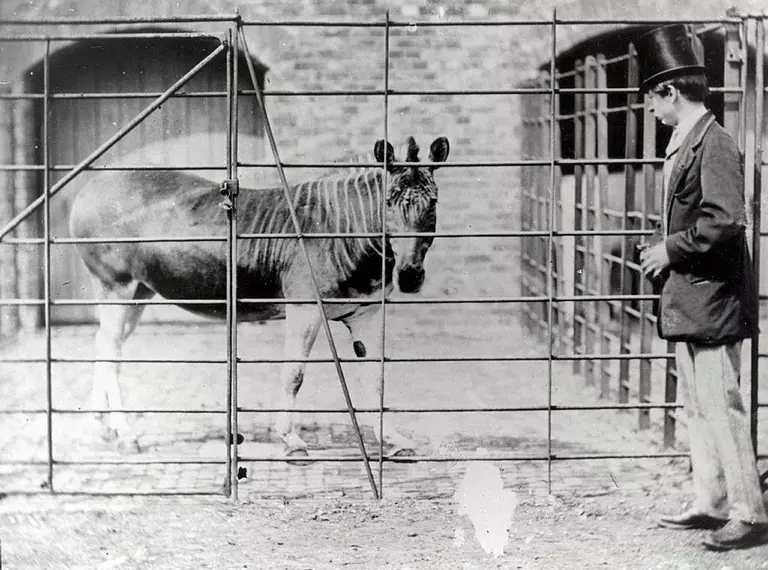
666 105 708 156
673 105 708 141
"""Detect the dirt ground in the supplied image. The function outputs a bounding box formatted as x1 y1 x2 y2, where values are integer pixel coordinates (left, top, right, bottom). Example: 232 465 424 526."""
2 470 768 570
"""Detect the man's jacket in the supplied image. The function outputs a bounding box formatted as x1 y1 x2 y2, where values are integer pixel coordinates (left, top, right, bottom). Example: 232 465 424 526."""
658 111 758 344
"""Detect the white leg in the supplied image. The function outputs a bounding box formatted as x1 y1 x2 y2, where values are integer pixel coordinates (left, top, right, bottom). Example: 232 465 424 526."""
274 304 321 454
94 304 125 433
343 308 417 455
91 279 151 450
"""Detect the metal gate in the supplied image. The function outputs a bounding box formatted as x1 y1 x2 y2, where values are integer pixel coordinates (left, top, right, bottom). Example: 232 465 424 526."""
0 12 765 500
521 16 766 462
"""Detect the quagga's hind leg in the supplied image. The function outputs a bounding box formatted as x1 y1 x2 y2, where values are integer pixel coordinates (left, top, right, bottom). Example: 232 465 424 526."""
89 277 154 453
275 304 322 461
342 307 417 458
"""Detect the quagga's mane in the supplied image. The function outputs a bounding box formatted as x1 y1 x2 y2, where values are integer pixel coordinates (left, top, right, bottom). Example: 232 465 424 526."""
238 162 386 282
238 138 432 281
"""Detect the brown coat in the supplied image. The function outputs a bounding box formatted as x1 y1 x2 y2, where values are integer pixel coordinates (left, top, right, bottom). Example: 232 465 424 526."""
658 111 758 344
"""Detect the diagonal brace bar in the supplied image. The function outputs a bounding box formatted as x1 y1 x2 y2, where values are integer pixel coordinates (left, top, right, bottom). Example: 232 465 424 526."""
0 40 227 241
238 26 380 499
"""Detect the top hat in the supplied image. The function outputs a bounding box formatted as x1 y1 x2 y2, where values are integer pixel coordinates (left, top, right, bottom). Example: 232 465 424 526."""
635 24 706 94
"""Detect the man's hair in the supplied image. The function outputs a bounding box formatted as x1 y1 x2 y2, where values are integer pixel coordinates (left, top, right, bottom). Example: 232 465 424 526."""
650 74 709 103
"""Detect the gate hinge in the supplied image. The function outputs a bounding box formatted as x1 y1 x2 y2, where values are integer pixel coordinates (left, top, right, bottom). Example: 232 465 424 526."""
725 47 743 64
218 179 240 211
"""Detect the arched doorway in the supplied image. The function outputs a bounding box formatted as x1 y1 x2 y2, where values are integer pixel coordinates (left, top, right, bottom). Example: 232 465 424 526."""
14 30 267 324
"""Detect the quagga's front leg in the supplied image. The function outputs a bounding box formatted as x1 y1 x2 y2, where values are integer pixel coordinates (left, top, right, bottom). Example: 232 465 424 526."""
343 307 417 457
275 304 322 460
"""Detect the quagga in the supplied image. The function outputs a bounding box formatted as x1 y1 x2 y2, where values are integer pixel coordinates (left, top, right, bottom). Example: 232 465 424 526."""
69 136 450 458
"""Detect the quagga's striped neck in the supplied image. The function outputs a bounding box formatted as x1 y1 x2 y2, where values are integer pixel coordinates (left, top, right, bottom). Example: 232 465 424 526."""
292 167 388 276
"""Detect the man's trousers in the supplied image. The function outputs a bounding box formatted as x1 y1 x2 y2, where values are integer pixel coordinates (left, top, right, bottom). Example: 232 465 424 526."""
676 341 767 523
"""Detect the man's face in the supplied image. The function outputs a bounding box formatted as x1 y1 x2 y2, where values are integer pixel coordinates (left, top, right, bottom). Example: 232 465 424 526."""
647 87 679 127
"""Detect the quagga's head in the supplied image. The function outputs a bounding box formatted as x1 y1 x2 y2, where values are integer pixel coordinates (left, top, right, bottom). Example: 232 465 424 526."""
374 135 450 294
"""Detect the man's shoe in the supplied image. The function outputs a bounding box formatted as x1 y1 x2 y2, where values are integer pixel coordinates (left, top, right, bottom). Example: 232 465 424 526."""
658 509 727 530
703 520 768 551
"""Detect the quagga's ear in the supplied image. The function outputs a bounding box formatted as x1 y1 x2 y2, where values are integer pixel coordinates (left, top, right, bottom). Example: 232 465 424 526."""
374 139 396 171
429 136 450 170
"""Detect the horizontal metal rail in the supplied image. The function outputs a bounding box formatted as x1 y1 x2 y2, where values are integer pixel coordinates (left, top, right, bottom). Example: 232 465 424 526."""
0 14 239 24
241 20 553 28
0 88 557 98
235 452 696 462
0 85 747 103
0 353 676 364
0 408 227 414
16 399 768 417
0 158 665 171
0 491 222 497
0 356 227 363
237 158 665 168
0 452 705 467
241 17 743 27
0 293 662 309
0 15 742 29
0 402 693 415
0 87 744 99
0 92 228 100
0 32 224 41
0 459 227 466
51 236 227 244
0 229 661 245
0 164 226 171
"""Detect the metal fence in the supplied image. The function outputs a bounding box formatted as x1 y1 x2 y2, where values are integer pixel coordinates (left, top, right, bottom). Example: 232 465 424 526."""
0 11 765 500
521 16 767 454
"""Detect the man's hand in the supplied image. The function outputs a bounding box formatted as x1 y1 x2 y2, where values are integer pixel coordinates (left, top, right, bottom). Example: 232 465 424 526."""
640 242 670 278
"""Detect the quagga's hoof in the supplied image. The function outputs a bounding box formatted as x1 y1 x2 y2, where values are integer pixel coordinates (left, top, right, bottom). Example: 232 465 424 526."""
285 447 312 467
388 447 417 463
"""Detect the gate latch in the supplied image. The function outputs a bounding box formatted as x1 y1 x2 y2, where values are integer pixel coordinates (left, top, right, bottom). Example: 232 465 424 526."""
219 179 240 211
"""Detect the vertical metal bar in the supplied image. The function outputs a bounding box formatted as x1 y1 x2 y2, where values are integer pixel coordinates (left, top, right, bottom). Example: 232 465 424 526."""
378 10 390 497
662 37 678 448
12 79 39 333
750 16 764 452
638 96 657 431
552 75 565 356
223 26 233 499
536 75 549 341
583 56 597 387
572 59 585 373
520 108 531 333
618 43 639 404
230 22 241 500
0 85 19 337
546 6 557 495
663 359 678 448
524 101 536 336
595 54 611 398
43 38 53 493
238 27 379 500
723 22 744 146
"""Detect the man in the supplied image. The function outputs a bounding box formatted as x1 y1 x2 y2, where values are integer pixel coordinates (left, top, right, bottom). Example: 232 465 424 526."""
635 24 767 551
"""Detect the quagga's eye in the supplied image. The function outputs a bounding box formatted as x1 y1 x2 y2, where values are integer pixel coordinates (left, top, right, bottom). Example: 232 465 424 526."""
386 199 393 207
